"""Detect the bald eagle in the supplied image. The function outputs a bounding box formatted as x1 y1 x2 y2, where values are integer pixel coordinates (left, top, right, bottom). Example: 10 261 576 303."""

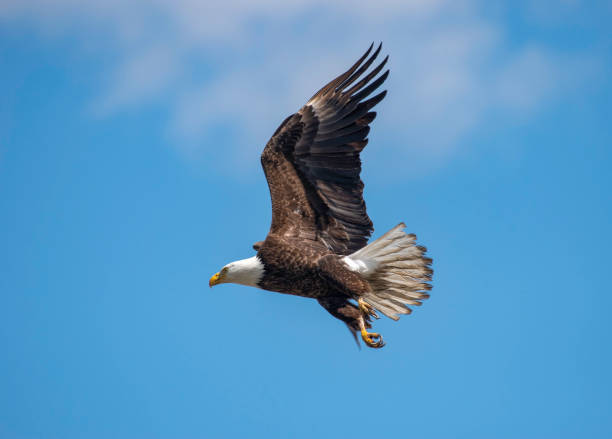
209 44 433 348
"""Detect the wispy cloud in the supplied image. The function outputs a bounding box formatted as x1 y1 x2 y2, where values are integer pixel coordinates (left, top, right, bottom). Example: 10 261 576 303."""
1 0 604 172
93 44 181 115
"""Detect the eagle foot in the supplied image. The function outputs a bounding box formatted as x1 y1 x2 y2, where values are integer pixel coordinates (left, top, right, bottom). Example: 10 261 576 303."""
358 297 379 320
360 327 385 348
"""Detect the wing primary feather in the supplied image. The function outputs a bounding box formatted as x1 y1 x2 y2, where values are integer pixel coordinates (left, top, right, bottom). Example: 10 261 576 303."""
311 127 370 149
316 112 376 135
326 91 387 130
313 122 371 142
345 55 388 97
357 112 377 126
336 42 383 93
307 139 368 154
350 70 389 102
307 43 374 103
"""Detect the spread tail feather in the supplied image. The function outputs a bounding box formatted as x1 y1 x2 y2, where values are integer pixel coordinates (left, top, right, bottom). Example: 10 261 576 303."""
343 223 433 320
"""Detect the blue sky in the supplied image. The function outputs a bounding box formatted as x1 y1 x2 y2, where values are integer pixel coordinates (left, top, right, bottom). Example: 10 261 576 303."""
1 1 611 438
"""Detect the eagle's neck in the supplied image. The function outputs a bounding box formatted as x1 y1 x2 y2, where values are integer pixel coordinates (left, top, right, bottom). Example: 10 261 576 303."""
225 256 264 287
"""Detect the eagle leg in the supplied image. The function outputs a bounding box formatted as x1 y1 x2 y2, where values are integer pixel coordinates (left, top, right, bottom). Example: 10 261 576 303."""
317 296 385 348
359 319 385 348
358 297 379 320
357 297 384 347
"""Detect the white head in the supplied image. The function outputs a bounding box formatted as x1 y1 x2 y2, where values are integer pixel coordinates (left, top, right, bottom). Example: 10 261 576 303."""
209 256 264 288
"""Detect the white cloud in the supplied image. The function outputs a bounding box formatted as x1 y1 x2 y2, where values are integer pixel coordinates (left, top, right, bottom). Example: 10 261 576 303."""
0 0 601 172
495 48 558 111
93 44 181 115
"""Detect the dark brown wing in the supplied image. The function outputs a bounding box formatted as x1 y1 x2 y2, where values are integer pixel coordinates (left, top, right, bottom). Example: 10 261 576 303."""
261 43 388 255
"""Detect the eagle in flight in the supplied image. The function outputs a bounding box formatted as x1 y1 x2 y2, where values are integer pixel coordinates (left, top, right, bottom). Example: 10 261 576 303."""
209 44 433 348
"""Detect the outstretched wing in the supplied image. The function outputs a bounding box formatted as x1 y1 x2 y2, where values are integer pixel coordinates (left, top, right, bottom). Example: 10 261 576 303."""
261 43 388 255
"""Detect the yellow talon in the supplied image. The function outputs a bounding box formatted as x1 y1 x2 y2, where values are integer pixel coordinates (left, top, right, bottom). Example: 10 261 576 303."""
360 327 385 348
358 297 379 319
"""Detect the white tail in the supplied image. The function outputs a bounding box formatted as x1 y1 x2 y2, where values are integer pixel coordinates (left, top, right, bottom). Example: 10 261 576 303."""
342 223 433 320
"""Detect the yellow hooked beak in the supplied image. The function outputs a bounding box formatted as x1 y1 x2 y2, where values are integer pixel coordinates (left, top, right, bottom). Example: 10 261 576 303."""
209 272 222 287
